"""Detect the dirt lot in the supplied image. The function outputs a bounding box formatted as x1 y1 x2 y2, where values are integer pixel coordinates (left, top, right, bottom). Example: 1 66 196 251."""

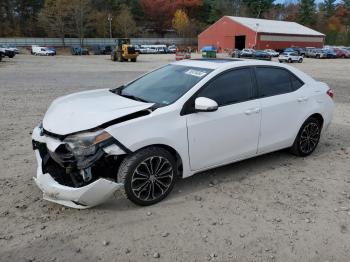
0 54 349 262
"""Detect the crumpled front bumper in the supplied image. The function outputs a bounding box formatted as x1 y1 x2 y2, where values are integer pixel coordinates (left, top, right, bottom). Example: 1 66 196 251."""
32 126 123 209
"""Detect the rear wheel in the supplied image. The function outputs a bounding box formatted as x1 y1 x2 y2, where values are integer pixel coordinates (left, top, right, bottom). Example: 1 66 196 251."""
288 58 292 63
118 147 177 206
131 58 137 62
290 117 322 157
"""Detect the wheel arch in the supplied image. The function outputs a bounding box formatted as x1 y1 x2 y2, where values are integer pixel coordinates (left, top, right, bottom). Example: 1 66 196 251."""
133 144 183 177
307 113 324 128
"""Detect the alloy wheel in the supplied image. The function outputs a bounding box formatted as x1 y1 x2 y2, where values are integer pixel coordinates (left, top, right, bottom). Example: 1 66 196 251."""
131 156 174 202
299 122 320 154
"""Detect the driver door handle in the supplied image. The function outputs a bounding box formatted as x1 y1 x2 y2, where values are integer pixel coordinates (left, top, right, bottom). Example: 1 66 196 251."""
244 108 261 115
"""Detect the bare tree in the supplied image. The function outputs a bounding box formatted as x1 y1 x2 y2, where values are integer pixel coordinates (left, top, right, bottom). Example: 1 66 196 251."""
38 0 73 46
68 0 94 46
114 5 138 38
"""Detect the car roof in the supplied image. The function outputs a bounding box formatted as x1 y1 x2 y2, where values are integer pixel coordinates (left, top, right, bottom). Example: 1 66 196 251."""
173 58 286 70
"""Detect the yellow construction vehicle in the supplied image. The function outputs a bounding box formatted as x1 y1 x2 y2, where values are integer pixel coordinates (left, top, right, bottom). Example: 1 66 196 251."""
111 38 139 62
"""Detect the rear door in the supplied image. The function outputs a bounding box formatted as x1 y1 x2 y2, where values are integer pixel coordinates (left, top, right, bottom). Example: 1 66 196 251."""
255 66 307 154
185 68 261 171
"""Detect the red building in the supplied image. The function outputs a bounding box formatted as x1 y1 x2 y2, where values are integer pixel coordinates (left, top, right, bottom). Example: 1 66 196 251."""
198 16 325 51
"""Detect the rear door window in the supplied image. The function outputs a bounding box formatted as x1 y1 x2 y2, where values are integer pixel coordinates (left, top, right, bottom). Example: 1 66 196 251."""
255 67 293 97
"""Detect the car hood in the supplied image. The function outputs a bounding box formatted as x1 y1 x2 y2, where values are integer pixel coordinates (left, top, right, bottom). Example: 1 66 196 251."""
43 89 153 135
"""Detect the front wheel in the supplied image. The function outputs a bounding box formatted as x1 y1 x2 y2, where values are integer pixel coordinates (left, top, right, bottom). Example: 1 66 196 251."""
118 147 177 206
288 58 292 63
298 58 303 63
290 117 322 157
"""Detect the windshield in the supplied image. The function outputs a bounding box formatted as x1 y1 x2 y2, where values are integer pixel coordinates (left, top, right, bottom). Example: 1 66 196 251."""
116 65 213 105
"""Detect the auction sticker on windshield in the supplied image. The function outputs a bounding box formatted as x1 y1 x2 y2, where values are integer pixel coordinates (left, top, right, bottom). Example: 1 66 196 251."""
185 69 208 78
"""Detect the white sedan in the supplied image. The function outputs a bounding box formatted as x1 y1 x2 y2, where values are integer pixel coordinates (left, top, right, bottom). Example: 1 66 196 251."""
32 59 334 208
279 52 303 63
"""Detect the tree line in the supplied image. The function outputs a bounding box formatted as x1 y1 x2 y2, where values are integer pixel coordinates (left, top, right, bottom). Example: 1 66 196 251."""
0 0 349 46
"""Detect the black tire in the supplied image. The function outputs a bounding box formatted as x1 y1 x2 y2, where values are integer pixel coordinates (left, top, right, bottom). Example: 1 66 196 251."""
298 58 303 63
118 147 177 206
131 58 137 62
290 117 322 157
288 58 292 63
111 53 117 61
316 54 320 59
117 52 123 62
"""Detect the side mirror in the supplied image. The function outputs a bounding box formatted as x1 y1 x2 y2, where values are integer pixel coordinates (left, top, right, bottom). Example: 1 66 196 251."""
195 97 218 112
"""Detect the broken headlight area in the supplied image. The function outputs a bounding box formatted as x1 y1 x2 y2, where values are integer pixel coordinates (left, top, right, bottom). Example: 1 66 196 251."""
33 130 123 188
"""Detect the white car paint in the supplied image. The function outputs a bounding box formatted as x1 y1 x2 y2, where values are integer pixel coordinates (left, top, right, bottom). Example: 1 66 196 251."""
32 59 334 208
278 52 303 63
43 89 153 135
32 45 55 56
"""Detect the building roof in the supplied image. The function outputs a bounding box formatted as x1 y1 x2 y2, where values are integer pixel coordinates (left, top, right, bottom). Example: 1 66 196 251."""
227 16 325 36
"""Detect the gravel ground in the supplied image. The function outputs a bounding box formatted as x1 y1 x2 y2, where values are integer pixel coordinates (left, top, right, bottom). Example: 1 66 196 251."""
0 54 349 262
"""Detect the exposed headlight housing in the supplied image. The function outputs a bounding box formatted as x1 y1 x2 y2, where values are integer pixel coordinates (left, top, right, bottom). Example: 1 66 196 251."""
64 129 112 157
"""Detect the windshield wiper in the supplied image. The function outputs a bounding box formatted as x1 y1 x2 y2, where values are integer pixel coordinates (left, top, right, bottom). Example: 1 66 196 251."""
119 93 149 103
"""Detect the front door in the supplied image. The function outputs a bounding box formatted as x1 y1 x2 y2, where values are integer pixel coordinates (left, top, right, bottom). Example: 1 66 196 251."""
186 68 261 171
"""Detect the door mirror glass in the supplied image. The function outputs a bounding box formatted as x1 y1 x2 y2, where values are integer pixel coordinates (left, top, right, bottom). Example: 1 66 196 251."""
195 97 218 112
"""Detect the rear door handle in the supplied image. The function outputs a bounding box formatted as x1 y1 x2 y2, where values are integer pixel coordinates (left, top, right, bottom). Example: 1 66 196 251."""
297 96 308 102
244 108 260 115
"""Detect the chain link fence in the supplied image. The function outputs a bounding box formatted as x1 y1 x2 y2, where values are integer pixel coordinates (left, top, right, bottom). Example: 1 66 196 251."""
0 37 197 47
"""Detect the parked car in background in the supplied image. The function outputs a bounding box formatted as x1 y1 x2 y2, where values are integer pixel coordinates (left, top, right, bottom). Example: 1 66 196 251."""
71 46 89 55
31 45 55 56
167 45 177 53
305 47 316 57
278 52 303 63
1 45 19 54
308 49 327 59
31 59 334 208
264 49 279 57
238 48 255 58
293 47 306 56
253 50 272 61
322 49 337 58
333 48 349 58
155 47 168 54
0 46 16 58
93 45 112 55
0 48 5 61
47 47 57 55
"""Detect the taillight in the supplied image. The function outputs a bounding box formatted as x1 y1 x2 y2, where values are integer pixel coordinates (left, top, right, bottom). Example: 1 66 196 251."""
327 88 334 98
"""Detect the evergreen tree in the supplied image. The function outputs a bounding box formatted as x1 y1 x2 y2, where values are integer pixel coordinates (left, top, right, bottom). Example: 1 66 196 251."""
243 0 274 18
298 0 317 26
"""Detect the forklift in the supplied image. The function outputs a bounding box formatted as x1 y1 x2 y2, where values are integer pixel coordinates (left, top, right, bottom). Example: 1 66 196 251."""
111 38 139 62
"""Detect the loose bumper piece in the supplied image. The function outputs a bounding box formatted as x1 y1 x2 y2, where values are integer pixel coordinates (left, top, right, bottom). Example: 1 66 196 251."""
32 126 123 209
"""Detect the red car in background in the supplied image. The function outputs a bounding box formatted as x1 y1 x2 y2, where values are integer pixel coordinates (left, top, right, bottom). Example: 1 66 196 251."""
333 48 350 58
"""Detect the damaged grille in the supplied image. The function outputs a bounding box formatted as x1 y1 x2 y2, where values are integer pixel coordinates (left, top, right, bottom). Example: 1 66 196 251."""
33 140 120 188
49 144 76 168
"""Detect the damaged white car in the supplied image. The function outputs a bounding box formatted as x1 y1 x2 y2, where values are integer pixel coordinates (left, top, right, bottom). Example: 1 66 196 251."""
32 59 334 208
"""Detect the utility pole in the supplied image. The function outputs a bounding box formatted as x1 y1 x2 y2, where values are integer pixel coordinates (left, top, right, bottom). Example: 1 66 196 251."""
108 14 113 39
255 23 259 49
